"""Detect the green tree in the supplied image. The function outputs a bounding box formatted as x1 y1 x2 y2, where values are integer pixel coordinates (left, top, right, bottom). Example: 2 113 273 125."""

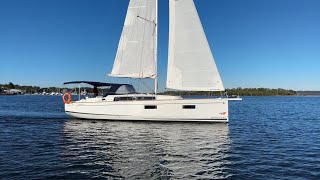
8 82 15 89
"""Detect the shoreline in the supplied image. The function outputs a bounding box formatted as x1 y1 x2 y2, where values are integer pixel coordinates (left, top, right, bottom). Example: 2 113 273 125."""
1 94 319 97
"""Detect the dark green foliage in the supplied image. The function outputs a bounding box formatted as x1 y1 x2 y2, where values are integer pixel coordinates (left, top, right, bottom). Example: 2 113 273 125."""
8 82 15 89
296 91 320 96
226 88 297 96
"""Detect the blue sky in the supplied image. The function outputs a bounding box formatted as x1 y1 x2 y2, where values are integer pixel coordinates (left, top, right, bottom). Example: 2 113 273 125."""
0 0 319 91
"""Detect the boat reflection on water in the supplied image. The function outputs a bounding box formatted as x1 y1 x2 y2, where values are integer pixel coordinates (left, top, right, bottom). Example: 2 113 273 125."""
62 120 231 179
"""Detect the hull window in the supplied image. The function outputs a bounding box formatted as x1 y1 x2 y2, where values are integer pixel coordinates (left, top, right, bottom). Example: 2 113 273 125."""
145 105 157 109
183 105 196 109
114 96 156 101
137 97 156 100
114 97 134 101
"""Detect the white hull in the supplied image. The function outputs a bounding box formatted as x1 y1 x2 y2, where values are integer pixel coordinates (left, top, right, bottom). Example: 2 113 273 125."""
65 95 229 122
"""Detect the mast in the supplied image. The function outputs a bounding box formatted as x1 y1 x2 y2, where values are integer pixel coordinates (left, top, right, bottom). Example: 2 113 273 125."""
154 0 158 94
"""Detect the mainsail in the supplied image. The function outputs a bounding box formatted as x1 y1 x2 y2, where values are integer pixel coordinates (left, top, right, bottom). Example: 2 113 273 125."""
167 0 225 91
110 0 157 79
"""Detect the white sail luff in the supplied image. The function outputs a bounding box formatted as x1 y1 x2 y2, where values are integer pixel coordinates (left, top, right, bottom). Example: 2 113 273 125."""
154 0 158 94
166 0 225 91
110 0 157 79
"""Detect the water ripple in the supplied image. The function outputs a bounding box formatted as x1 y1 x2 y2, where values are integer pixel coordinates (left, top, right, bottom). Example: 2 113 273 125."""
0 96 320 179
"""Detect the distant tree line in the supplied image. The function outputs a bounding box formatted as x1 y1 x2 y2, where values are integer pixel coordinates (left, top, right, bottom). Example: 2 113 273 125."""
227 88 297 96
296 91 320 96
0 82 56 94
160 88 297 96
0 82 100 94
2 82 318 96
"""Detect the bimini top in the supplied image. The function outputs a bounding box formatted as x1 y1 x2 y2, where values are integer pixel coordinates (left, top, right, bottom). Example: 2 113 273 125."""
63 81 136 95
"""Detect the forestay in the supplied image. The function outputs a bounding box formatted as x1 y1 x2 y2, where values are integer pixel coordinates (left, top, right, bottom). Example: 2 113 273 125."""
167 0 225 91
110 0 157 79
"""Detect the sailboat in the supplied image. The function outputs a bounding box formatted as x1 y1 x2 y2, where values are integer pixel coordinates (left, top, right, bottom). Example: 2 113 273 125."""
63 0 241 122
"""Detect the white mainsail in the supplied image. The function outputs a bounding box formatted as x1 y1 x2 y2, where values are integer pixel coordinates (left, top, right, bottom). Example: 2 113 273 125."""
110 0 157 79
167 0 225 91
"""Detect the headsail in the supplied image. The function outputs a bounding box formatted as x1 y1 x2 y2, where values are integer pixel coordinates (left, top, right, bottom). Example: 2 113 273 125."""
110 0 157 79
167 0 224 91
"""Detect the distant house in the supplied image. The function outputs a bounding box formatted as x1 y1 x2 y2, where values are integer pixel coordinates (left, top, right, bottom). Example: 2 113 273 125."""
8 89 23 95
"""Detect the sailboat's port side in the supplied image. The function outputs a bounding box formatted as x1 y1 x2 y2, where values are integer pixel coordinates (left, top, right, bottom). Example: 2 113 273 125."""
64 94 229 122
63 0 242 122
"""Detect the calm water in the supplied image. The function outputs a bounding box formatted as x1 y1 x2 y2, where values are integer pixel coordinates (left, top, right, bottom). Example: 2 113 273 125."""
0 96 319 179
